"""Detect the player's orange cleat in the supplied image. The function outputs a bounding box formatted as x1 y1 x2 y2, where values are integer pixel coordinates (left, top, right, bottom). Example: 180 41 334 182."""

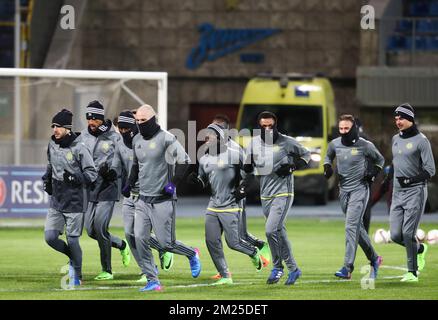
210 272 232 280
260 254 270 268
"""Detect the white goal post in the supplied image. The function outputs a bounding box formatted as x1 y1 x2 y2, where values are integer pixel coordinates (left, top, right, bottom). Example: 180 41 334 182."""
0 68 168 165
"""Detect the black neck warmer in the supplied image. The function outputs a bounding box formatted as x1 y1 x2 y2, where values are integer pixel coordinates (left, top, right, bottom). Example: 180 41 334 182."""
260 127 279 144
121 127 138 149
399 123 419 139
138 116 160 140
341 124 359 146
52 131 77 148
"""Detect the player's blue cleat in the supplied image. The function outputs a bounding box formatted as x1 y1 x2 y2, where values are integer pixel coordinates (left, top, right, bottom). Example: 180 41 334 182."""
285 268 302 285
370 256 383 279
189 248 201 278
334 266 351 279
70 277 82 287
139 280 162 292
266 268 284 284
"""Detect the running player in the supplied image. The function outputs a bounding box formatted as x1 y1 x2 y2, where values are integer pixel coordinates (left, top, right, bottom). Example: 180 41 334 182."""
389 103 435 282
324 114 384 279
43 109 97 286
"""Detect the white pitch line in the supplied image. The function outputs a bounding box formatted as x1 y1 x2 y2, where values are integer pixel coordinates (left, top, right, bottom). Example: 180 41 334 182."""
380 265 408 272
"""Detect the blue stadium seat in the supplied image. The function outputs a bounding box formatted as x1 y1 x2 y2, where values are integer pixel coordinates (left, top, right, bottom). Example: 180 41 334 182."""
0 33 13 49
0 1 15 20
387 35 408 50
427 36 438 49
0 50 14 67
396 19 413 32
416 36 428 49
430 2 438 16
416 19 434 33
409 2 429 17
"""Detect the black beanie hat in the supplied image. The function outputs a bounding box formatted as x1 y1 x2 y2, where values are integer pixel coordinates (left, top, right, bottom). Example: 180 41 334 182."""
257 111 278 125
206 123 225 140
394 103 415 123
118 110 136 129
86 100 105 121
52 109 73 129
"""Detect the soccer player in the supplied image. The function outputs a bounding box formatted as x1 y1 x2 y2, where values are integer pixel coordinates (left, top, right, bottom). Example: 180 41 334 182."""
78 100 131 281
210 115 270 281
389 103 435 282
111 110 174 283
324 114 384 280
123 104 201 292
243 111 310 285
187 123 268 285
42 109 97 286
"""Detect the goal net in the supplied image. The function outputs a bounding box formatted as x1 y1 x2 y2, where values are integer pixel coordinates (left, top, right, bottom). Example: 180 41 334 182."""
0 68 167 166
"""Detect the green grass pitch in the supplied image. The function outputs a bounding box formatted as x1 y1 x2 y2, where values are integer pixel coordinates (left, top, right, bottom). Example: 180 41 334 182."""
0 217 437 300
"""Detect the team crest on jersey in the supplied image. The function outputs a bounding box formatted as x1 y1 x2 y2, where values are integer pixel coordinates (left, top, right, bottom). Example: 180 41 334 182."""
149 142 156 149
66 151 73 161
102 142 110 152
273 145 280 153
406 143 413 149
351 148 358 155
217 159 225 167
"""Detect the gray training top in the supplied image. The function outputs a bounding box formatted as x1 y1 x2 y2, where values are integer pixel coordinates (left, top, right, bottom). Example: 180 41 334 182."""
392 132 436 190
245 133 311 199
77 125 121 201
47 134 97 212
132 129 190 197
198 146 243 212
111 135 139 195
324 137 385 192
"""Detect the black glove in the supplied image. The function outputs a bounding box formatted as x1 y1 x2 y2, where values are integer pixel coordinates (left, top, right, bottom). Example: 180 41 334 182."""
42 170 52 195
121 184 131 198
232 183 247 201
63 170 81 186
187 172 203 188
43 180 52 195
324 164 333 179
98 163 117 182
243 163 254 174
364 165 381 184
275 164 295 178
